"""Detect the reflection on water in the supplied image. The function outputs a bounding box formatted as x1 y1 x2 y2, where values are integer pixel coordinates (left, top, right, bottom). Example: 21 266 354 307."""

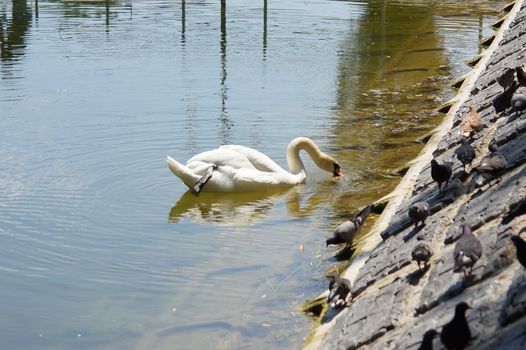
0 1 508 349
0 0 31 69
169 190 281 225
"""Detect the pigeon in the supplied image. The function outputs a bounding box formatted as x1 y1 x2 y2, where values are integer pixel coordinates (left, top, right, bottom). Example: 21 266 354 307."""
474 143 507 185
327 205 371 247
511 93 526 116
326 272 352 308
408 202 430 228
412 242 432 271
510 235 526 268
440 302 472 350
516 66 526 86
502 198 526 224
493 80 518 113
459 105 482 138
496 68 515 89
454 224 482 278
418 329 438 350
454 138 476 171
431 159 453 192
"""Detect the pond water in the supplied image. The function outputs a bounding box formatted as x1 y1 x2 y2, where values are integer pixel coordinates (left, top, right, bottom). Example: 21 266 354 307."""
0 0 507 349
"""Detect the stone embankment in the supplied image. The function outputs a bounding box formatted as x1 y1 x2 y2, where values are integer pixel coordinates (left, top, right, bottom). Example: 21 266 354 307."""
306 1 526 349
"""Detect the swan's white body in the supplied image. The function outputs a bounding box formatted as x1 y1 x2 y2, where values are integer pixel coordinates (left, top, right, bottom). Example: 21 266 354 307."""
166 137 341 193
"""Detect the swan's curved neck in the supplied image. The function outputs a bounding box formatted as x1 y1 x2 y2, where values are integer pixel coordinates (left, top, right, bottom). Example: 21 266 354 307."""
286 137 327 175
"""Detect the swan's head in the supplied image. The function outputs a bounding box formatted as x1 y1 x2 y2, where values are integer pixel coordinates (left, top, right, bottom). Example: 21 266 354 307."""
332 162 343 177
319 155 342 177
317 154 343 176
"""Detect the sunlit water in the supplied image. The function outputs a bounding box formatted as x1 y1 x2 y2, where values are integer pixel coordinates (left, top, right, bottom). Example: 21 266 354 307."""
0 0 506 348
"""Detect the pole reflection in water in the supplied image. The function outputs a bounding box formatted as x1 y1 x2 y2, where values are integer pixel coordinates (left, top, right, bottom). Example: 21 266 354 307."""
105 0 110 27
219 0 232 144
181 0 186 44
263 0 267 57
0 0 31 65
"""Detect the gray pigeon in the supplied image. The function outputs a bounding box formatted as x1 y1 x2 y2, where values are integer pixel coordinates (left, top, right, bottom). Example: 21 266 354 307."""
412 242 432 271
409 202 430 228
511 93 526 116
454 224 482 278
475 143 507 185
326 272 352 308
327 205 371 247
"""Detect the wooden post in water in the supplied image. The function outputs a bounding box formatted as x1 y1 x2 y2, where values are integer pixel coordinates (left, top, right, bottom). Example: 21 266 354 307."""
35 0 39 19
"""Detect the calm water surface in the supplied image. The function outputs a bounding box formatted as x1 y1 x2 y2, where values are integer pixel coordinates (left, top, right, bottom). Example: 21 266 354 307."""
0 0 506 348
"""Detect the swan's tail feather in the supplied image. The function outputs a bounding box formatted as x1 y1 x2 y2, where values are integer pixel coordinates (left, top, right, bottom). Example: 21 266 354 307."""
191 165 217 194
166 156 201 189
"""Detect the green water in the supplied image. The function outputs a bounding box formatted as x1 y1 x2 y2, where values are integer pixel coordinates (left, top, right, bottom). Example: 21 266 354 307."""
0 0 506 349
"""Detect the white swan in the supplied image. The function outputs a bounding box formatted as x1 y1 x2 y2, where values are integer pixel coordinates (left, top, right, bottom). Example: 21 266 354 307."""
166 137 342 193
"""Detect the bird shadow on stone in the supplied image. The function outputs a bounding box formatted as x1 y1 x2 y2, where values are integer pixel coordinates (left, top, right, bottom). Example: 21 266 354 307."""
331 246 355 262
403 225 425 242
406 265 430 286
320 304 348 324
498 270 526 327
438 273 480 303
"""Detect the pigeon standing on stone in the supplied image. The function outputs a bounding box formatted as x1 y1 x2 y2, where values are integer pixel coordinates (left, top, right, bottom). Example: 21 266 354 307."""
516 66 526 86
327 205 371 247
440 302 472 350
511 93 526 116
431 159 453 192
496 68 516 89
408 202 430 228
326 272 352 308
454 138 476 171
510 235 526 268
412 242 432 271
459 105 482 138
493 80 518 113
418 329 438 350
454 224 483 278
474 143 507 185
502 198 526 224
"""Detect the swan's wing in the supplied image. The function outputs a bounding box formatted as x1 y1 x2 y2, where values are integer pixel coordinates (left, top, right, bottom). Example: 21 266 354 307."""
219 145 286 173
188 149 257 170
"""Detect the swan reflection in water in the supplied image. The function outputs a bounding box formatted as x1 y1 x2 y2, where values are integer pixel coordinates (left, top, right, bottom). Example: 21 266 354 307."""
168 176 343 225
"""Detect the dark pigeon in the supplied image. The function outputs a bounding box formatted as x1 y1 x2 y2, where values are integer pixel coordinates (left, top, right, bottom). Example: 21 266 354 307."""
408 202 430 228
412 242 432 271
474 143 507 185
454 138 476 171
510 235 526 268
454 224 482 278
502 198 526 224
493 80 518 113
327 205 371 247
326 272 352 308
440 302 472 350
496 68 515 89
511 93 526 116
431 159 453 192
418 329 438 350
516 66 526 86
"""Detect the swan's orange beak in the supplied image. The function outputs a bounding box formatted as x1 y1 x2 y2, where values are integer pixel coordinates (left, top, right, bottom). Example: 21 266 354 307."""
333 164 343 177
